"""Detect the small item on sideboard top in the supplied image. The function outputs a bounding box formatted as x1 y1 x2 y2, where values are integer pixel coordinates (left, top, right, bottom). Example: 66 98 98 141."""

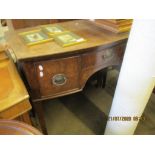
19 29 53 46
41 25 66 36
53 31 86 47
92 19 133 34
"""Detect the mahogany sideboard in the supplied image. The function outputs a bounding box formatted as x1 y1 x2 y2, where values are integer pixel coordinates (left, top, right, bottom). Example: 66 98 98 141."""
6 20 129 134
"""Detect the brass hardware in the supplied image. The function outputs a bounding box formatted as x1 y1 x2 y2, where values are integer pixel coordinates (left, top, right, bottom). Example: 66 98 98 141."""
52 74 67 86
103 49 114 59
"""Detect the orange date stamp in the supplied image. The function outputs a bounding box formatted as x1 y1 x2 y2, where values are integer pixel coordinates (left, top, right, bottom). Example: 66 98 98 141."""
107 116 145 121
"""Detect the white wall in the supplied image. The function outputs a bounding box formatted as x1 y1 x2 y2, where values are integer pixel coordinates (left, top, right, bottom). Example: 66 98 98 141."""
105 20 155 135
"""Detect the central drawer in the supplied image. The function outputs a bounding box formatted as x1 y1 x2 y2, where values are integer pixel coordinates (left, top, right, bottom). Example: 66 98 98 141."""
35 56 80 97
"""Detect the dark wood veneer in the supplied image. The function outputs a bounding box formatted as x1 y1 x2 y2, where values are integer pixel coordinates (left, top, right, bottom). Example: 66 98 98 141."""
6 20 128 134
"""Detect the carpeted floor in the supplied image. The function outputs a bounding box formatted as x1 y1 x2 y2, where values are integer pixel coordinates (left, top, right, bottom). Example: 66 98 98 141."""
34 68 155 135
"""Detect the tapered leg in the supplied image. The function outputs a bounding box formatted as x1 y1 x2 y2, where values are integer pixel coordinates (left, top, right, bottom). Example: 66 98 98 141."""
96 68 107 88
101 68 107 88
33 101 48 135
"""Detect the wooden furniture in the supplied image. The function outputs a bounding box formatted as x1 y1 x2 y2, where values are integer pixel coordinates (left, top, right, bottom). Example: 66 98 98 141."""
6 19 76 30
0 120 42 135
93 19 132 34
6 20 129 134
0 48 32 124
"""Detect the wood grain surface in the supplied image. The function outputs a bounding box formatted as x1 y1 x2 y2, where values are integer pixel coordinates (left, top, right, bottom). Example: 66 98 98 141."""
6 20 128 61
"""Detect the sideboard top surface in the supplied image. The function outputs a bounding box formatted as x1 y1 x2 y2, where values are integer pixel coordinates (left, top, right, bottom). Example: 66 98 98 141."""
6 20 129 61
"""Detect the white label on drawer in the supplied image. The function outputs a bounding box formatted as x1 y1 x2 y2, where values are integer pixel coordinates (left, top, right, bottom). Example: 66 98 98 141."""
40 71 44 77
38 65 43 71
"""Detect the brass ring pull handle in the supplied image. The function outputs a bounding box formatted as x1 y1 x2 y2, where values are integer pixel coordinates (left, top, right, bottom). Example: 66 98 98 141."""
102 49 114 60
52 74 67 86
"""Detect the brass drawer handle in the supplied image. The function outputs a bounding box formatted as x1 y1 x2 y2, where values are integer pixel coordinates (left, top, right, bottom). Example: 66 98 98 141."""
102 49 114 59
52 74 67 86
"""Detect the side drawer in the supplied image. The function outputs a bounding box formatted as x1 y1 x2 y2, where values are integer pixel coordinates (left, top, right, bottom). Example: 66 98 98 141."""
115 43 126 61
81 44 126 68
35 56 80 97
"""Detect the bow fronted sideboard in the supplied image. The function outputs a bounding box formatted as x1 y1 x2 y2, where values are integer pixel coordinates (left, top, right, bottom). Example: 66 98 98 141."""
6 20 129 134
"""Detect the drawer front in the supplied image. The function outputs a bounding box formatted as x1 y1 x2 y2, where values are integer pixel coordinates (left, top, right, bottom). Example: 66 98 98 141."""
35 56 80 97
115 43 126 61
81 44 125 68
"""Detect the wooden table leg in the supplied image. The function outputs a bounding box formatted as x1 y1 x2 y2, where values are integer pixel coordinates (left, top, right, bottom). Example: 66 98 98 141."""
96 68 107 88
101 68 107 88
33 101 48 135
